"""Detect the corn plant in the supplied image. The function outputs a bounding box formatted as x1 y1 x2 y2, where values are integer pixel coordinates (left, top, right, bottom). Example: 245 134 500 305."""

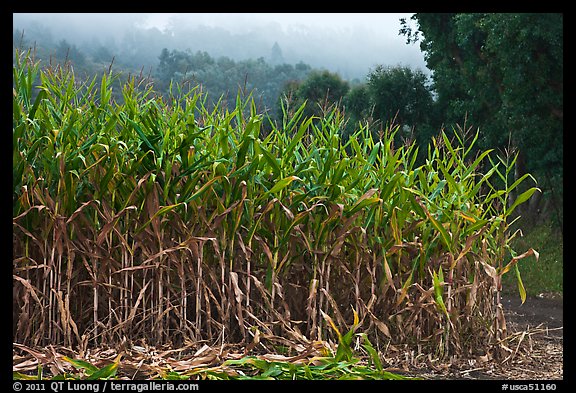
13 50 538 361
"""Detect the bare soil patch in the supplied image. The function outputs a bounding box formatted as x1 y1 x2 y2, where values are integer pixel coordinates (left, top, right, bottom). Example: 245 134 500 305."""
494 292 563 379
404 292 564 380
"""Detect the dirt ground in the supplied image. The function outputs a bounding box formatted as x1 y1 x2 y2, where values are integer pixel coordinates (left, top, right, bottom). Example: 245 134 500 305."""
407 292 564 380
495 292 563 379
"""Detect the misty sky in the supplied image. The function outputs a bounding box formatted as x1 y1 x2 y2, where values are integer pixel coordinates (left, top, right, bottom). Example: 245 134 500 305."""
142 13 413 39
13 13 428 79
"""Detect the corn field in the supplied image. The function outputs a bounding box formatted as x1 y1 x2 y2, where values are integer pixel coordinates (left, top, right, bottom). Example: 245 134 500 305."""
13 51 539 361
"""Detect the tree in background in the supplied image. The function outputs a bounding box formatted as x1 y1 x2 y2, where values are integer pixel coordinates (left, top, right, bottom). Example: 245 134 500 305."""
91 45 115 65
401 13 563 228
280 70 350 120
54 39 86 67
342 65 437 152
343 83 371 125
270 42 284 65
367 65 436 146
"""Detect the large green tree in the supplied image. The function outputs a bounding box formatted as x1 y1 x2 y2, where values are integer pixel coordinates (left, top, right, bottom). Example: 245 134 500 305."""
280 70 350 120
342 65 437 151
401 13 563 223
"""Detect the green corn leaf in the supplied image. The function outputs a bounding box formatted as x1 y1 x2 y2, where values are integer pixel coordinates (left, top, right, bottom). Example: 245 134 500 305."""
488 155 507 184
266 175 301 195
261 363 284 378
506 187 540 218
285 117 313 159
127 117 158 156
438 160 460 194
514 264 527 304
379 174 401 203
367 141 381 166
430 179 447 201
331 157 349 186
136 202 184 233
335 336 354 362
259 145 281 178
360 333 383 371
507 173 537 196
61 356 100 374
463 130 480 157
348 188 381 216
282 100 307 132
86 354 122 380
414 197 452 251
441 132 459 158
462 218 489 236
334 309 360 362
184 176 224 203
29 89 47 120
433 268 448 315
462 149 493 179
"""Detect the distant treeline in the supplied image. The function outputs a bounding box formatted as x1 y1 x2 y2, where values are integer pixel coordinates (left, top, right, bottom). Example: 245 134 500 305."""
13 26 313 118
154 48 314 119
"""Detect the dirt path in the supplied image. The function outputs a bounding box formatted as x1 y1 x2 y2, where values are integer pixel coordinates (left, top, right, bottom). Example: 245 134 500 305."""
495 292 564 379
400 292 564 380
502 292 563 332
456 292 563 380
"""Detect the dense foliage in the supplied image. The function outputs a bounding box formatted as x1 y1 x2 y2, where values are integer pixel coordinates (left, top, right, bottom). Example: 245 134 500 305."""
279 70 350 119
400 13 563 227
344 65 438 149
156 48 313 119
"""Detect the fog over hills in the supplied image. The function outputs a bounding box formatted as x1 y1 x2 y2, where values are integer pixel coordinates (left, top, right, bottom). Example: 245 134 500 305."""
13 13 429 81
